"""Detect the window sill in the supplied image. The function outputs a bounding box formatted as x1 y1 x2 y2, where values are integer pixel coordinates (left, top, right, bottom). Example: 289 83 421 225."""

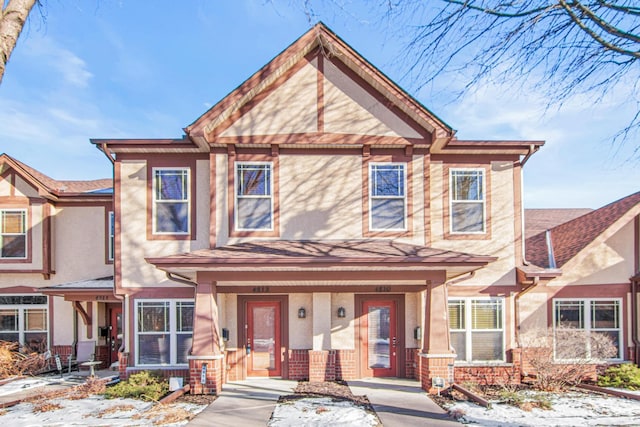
454 361 511 367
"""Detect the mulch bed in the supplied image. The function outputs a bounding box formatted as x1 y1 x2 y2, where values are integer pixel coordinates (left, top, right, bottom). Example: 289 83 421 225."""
176 393 217 405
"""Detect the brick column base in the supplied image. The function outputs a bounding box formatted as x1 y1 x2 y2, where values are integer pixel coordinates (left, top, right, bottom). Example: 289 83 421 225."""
309 350 335 382
189 357 223 395
419 353 455 394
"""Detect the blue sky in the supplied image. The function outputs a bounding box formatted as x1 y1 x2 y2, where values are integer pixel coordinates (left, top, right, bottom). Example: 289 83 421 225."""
1 0 638 208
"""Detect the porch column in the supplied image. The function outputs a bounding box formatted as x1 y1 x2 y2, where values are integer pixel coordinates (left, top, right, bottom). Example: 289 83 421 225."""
309 293 335 382
420 276 456 394
189 276 223 395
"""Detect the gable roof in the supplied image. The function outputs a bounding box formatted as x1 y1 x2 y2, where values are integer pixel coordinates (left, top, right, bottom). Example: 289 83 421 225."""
0 153 112 199
185 22 454 146
526 192 640 268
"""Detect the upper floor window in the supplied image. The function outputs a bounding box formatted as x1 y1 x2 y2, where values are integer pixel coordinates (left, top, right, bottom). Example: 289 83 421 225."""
108 211 115 261
153 168 189 234
1 209 27 259
450 169 485 233
554 299 622 361
449 298 504 362
369 163 406 231
235 162 273 231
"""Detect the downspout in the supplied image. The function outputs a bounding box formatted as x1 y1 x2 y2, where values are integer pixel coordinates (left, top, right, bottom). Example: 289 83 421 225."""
166 272 197 287
516 144 539 267
631 278 639 364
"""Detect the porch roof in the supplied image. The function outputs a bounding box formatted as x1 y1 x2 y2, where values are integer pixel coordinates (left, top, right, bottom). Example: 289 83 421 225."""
146 240 496 281
41 276 117 302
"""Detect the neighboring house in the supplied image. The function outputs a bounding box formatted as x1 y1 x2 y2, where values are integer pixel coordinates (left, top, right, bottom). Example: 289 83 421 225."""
0 153 118 369
524 192 640 367
92 23 549 394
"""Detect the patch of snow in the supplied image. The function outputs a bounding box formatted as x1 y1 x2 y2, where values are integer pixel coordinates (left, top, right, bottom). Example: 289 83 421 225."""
447 392 640 426
0 378 59 397
268 397 377 427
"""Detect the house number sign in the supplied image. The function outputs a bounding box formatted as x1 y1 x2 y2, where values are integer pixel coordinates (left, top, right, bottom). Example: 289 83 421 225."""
252 286 270 293
375 286 391 292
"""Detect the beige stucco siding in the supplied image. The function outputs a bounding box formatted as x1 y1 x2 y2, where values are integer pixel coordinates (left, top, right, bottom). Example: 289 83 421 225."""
405 292 420 349
331 293 354 350
53 296 74 346
0 176 10 196
279 154 362 240
289 293 312 349
13 176 39 198
433 161 517 286
554 221 635 286
119 160 208 288
323 59 421 138
220 62 318 137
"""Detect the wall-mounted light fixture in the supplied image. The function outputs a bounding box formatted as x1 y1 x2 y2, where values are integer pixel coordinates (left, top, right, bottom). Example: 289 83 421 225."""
337 307 346 318
414 326 421 340
298 307 306 319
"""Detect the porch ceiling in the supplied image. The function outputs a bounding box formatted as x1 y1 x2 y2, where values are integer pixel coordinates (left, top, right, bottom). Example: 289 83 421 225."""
146 240 496 282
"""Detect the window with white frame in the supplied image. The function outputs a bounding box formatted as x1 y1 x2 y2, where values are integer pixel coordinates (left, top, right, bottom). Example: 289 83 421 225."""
450 169 485 233
0 295 48 353
108 211 114 261
554 299 622 360
369 163 406 230
235 162 273 231
153 168 190 234
1 209 27 258
136 300 194 365
448 298 504 362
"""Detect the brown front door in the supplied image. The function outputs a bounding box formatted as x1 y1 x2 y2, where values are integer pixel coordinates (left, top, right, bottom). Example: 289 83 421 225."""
361 300 397 377
108 307 123 365
247 301 281 377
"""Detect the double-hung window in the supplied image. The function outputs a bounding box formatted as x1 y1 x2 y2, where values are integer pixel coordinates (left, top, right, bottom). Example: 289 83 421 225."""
235 162 273 231
136 300 194 365
554 299 622 360
370 163 406 231
153 168 190 234
0 295 48 353
450 169 485 233
449 298 504 362
1 209 27 259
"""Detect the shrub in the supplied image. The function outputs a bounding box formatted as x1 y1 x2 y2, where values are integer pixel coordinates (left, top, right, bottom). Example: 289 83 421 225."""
598 364 640 390
104 371 169 401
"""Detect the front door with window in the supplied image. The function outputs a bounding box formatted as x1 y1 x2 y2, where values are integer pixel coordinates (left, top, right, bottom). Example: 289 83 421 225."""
361 300 397 377
108 306 122 365
247 301 281 377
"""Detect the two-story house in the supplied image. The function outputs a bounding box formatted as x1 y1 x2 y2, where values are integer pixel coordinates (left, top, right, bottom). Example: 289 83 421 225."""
0 153 119 369
91 23 560 394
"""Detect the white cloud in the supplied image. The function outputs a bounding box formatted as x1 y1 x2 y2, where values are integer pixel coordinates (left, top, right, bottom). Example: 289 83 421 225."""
23 36 93 88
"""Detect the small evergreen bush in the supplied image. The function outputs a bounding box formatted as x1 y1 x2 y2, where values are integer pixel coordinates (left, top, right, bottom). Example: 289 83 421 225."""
598 364 640 390
104 371 169 401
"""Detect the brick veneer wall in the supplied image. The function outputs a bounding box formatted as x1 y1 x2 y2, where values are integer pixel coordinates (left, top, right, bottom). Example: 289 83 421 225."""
405 348 419 379
288 349 309 380
309 350 335 382
96 345 110 370
51 345 73 369
189 358 223 395
452 349 523 386
334 349 356 380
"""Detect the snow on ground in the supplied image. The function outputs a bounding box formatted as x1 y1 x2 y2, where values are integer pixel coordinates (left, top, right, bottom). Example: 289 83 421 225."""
268 397 378 427
0 377 208 426
447 392 640 426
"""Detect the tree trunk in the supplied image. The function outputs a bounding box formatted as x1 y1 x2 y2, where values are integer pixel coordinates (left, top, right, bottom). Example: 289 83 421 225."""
0 0 37 86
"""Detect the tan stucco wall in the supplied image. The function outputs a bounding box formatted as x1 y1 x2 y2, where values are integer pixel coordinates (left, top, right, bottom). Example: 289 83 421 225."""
289 293 312 349
279 155 362 240
53 296 74 346
13 176 39 198
431 160 517 286
553 221 635 286
0 176 10 196
405 292 420 349
331 293 354 350
119 160 209 288
220 62 318 137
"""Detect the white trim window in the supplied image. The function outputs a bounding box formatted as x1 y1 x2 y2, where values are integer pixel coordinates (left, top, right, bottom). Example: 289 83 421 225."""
0 295 48 353
108 211 115 261
235 162 273 231
370 163 406 231
449 298 505 362
135 299 194 366
553 299 622 361
450 169 485 233
1 209 27 258
153 168 190 234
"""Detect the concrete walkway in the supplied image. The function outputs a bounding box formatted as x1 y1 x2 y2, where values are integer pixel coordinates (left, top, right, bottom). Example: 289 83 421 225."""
188 377 459 426
350 378 460 426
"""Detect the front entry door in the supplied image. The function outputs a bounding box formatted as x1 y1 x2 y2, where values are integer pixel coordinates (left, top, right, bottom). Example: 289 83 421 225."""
247 301 281 377
362 300 397 377
108 307 123 365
